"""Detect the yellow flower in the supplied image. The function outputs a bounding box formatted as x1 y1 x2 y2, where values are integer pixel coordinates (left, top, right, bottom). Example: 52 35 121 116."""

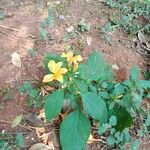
43 60 68 83
61 51 83 71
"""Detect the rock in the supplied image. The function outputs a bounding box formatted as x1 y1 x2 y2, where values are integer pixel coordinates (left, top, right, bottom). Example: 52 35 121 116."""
29 143 51 150
65 26 74 33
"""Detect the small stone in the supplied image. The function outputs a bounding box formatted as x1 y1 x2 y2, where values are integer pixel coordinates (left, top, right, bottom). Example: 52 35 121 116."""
112 64 119 70
65 26 74 33
59 15 66 21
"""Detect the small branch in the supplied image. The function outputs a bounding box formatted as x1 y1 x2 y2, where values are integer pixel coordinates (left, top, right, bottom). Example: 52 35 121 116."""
0 119 35 132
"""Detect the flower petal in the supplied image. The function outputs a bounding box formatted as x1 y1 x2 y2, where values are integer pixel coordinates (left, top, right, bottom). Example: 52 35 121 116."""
61 52 67 58
73 63 78 72
55 74 63 83
58 68 68 74
43 74 54 83
73 55 83 64
48 60 56 73
54 62 63 73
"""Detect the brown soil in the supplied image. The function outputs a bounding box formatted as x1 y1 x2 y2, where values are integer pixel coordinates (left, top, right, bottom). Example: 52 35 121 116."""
0 0 149 150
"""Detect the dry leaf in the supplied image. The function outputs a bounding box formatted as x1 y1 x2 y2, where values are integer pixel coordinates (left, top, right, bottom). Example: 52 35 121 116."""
11 113 23 128
48 141 55 150
87 134 101 144
34 127 46 138
11 52 21 68
87 37 92 46
39 133 50 145
38 109 46 119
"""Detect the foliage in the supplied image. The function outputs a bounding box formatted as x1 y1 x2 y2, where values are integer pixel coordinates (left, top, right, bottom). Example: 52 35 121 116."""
104 0 150 36
18 82 43 108
39 7 55 40
0 86 13 101
20 51 150 150
0 132 25 149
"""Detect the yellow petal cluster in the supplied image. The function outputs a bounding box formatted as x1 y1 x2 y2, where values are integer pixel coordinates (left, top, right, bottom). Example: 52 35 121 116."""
43 60 68 83
61 51 83 71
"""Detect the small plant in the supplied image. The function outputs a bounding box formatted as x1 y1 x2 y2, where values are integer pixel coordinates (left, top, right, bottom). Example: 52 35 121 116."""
19 51 150 149
0 132 25 150
18 82 43 108
104 0 150 36
42 51 150 149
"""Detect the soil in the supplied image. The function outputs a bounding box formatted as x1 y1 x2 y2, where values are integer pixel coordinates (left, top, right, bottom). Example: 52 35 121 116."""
0 0 149 150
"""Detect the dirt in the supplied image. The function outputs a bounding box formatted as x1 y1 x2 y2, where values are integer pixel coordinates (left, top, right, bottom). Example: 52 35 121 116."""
0 0 149 150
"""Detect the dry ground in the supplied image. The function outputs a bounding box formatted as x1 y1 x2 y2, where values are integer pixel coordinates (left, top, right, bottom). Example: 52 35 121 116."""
0 0 149 149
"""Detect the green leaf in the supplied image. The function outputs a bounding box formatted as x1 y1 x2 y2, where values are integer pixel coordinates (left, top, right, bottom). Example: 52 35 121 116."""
81 92 108 123
15 133 25 148
129 140 140 150
11 114 23 128
145 114 150 126
60 111 91 150
130 66 139 82
44 89 64 121
39 28 47 40
106 135 116 146
98 124 110 135
112 106 133 131
0 141 12 150
44 7 55 27
109 115 117 126
79 51 113 82
138 80 150 89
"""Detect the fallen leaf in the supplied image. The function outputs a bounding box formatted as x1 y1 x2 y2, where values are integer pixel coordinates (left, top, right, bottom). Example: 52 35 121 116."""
11 52 21 68
65 26 74 33
48 141 55 150
39 132 50 145
87 134 101 144
33 127 46 138
11 114 23 128
38 109 46 119
87 37 92 46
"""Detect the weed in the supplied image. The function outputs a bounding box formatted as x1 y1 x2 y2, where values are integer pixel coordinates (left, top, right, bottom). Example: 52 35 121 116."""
104 0 150 36
0 132 25 149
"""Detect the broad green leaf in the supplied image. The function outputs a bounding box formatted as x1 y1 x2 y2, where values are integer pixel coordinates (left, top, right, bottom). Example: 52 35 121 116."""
15 133 25 148
106 135 116 146
60 111 91 150
130 66 139 82
44 89 64 121
112 106 133 131
81 92 108 123
11 114 23 128
78 51 113 82
109 115 117 126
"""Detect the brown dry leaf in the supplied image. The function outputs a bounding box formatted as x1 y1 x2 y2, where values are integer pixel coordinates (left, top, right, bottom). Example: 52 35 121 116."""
48 141 55 150
39 133 50 145
59 112 68 120
38 109 46 119
87 134 101 144
11 52 21 68
34 127 46 138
